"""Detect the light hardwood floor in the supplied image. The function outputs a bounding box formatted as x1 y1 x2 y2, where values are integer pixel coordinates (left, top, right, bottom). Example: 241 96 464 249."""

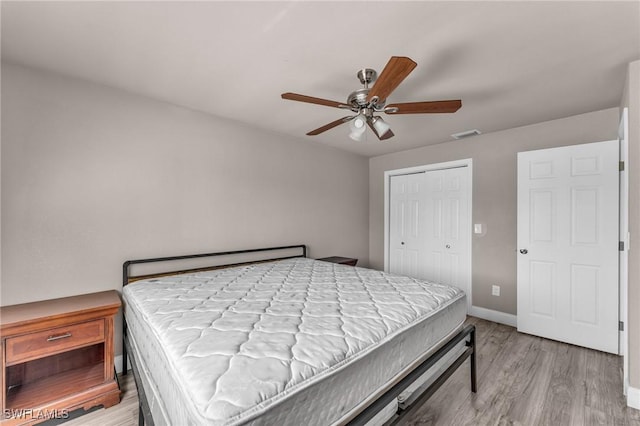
63 317 640 425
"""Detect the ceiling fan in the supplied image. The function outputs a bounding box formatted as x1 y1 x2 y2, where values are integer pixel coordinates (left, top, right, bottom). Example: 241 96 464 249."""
281 56 462 141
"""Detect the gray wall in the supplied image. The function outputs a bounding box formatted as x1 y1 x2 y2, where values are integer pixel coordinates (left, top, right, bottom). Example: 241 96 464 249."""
621 60 640 390
1 63 370 353
369 108 619 315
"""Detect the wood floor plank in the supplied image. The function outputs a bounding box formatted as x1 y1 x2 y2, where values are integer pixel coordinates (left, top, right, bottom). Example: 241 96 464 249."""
403 320 516 425
530 340 583 425
502 333 553 425
58 317 640 426
452 327 540 425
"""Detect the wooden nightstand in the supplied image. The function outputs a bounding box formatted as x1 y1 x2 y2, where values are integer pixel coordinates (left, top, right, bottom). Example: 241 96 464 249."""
317 256 358 266
1 291 121 425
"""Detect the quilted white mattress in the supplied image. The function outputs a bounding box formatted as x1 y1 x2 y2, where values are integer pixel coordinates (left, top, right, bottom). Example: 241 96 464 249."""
123 257 466 425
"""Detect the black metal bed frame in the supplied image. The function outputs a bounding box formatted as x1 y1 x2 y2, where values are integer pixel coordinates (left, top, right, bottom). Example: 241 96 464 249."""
121 245 476 426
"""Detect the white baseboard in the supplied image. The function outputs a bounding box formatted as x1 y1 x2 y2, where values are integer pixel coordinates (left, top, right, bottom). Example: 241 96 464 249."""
625 377 629 396
114 355 129 374
628 385 640 410
468 305 517 328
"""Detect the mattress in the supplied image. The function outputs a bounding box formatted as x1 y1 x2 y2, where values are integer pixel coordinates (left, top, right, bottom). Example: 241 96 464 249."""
123 257 467 425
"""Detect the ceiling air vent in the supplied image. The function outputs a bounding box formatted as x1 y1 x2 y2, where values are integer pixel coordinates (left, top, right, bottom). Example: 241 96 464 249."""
451 129 482 140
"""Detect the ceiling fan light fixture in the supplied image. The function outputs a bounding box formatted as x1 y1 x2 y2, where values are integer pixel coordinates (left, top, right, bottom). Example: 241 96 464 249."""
349 131 366 142
349 115 367 141
353 116 366 129
370 116 392 139
349 132 367 142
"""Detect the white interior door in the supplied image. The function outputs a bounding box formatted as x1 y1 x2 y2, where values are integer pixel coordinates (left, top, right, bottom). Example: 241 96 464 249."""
389 173 425 277
517 140 619 354
424 167 470 291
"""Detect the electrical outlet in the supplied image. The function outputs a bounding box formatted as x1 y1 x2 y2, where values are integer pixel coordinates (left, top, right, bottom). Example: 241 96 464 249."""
492 285 501 296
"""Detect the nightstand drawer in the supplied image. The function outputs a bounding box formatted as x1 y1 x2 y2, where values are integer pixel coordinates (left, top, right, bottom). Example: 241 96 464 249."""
5 319 105 365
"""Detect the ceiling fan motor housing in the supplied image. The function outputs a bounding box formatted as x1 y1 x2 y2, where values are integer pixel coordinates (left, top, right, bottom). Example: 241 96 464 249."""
347 88 370 110
357 68 377 86
349 68 386 111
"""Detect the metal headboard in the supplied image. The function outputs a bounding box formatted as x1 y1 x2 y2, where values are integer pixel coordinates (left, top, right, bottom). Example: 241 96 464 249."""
122 244 307 286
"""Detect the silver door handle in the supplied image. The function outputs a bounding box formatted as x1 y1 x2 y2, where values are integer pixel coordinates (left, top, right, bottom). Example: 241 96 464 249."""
47 332 72 342
520 249 528 254
445 244 451 249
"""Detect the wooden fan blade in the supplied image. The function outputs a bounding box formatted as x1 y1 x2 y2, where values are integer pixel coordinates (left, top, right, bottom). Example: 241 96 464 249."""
366 57 417 103
306 116 353 136
385 100 462 114
282 92 349 109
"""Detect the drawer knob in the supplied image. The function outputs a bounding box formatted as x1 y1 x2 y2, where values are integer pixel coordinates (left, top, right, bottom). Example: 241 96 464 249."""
47 332 72 342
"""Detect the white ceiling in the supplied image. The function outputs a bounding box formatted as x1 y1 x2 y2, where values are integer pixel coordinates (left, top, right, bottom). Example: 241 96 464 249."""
2 1 639 157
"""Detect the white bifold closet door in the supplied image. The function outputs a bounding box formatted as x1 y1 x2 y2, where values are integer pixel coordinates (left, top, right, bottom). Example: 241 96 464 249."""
517 140 619 354
389 167 469 294
389 173 424 278
424 168 469 290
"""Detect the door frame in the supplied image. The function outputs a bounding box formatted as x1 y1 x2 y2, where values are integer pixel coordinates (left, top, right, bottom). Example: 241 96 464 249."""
619 108 629 392
384 158 473 309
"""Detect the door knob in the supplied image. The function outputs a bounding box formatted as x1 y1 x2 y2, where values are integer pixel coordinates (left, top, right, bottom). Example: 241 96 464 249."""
401 242 405 245
520 249 528 254
445 244 451 249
